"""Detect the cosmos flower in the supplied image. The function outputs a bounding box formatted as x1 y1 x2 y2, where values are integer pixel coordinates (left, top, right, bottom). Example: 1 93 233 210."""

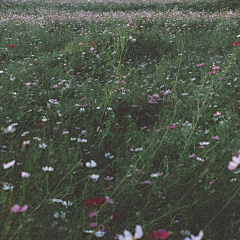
166 124 176 130
89 211 99 217
213 111 221 116
85 197 105 208
105 196 114 204
90 174 100 181
2 124 17 133
117 225 143 240
10 204 28 213
197 63 204 67
21 172 30 178
86 160 97 168
147 229 170 239
2 160 15 169
228 154 240 171
184 230 204 240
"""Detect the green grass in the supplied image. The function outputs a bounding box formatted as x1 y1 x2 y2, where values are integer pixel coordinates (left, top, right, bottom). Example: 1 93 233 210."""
1 0 240 239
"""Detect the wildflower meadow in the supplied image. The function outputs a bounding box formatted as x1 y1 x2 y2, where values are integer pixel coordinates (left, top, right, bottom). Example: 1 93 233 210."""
1 0 240 239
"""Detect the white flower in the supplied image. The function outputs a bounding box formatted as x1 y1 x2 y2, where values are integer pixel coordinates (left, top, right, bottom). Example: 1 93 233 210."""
22 140 30 148
3 182 14 190
184 230 204 240
2 124 16 133
199 141 210 145
2 160 15 169
0 70 3 74
90 174 100 181
77 138 87 143
42 166 54 171
196 157 204 162
150 172 164 177
135 147 143 152
105 152 111 157
86 160 97 168
21 131 29 136
21 172 30 178
237 34 240 38
39 143 47 149
49 99 59 104
117 225 143 240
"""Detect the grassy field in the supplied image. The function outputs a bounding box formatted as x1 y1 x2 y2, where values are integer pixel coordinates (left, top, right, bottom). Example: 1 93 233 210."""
1 0 240 239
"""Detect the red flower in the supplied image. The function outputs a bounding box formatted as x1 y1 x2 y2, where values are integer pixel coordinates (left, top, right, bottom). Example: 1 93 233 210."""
8 44 16 48
231 42 240 46
91 42 96 45
33 62 38 65
85 197 105 207
36 123 44 128
147 229 170 239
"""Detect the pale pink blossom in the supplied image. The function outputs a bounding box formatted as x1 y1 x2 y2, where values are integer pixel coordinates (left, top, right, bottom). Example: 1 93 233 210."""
88 211 99 217
214 136 220 141
213 111 221 116
105 196 114 204
228 155 240 171
21 172 30 178
11 204 28 213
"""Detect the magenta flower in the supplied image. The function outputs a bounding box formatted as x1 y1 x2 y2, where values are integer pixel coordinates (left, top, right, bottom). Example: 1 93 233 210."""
105 196 114 204
213 111 221 116
214 136 220 141
89 211 99 217
90 222 98 227
197 63 204 67
10 204 28 213
212 66 220 70
228 155 240 171
147 229 170 239
166 124 176 130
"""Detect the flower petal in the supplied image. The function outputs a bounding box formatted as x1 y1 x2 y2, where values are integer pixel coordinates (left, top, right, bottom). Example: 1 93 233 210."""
134 225 143 239
10 205 21 213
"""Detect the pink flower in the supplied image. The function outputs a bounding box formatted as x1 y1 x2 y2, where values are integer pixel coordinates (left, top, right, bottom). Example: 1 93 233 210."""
198 145 204 149
166 124 176 130
209 71 216 74
214 136 220 141
88 211 99 217
21 172 30 178
105 196 114 204
10 204 28 213
147 229 170 239
228 155 240 171
197 63 204 67
212 66 220 70
189 153 196 158
89 222 98 227
209 179 215 185
213 111 221 116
